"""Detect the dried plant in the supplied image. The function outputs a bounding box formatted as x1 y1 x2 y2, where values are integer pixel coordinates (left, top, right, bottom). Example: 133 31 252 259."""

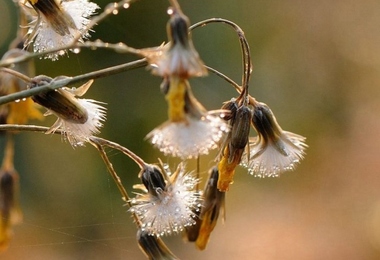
0 0 307 258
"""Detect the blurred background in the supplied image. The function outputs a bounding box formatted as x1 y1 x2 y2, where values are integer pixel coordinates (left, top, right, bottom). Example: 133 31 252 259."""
1 0 380 259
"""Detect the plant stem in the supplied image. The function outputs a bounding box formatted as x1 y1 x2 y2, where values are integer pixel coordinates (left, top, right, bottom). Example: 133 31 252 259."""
0 59 147 105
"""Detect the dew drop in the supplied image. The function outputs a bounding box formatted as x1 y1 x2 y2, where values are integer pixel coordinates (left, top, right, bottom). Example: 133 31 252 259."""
167 7 174 15
72 48 81 54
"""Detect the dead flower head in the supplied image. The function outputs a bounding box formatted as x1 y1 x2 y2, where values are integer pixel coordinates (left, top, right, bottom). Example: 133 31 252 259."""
241 102 307 177
31 76 106 147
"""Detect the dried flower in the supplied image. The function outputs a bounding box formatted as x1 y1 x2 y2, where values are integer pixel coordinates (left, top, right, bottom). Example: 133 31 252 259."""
31 76 106 147
241 102 307 177
185 166 225 250
130 163 202 237
24 0 99 60
147 78 229 159
137 229 179 260
0 49 43 125
140 7 207 78
217 99 252 191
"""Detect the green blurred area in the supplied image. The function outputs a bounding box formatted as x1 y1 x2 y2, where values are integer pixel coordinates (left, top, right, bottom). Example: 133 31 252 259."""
2 0 380 259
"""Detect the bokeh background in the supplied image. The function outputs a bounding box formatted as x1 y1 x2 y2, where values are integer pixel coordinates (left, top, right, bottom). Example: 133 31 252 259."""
1 0 380 259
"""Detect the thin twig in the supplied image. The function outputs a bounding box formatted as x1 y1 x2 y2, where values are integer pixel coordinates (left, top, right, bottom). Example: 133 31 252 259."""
205 65 241 92
0 124 142 225
0 59 147 105
90 136 147 170
0 68 33 83
190 18 253 99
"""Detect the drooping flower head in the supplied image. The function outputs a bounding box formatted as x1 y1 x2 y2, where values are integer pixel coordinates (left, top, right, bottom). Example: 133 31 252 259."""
24 0 99 60
217 98 252 191
30 76 106 147
241 101 307 177
139 6 207 78
146 78 229 159
185 166 225 250
130 163 202 237
0 48 43 125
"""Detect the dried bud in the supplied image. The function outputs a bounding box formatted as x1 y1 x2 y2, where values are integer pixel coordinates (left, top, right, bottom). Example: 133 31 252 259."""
29 0 77 36
167 8 190 48
140 9 207 78
0 169 22 251
228 106 252 162
30 76 106 147
252 103 279 144
220 99 238 121
241 102 307 177
31 77 88 124
217 104 252 191
137 229 179 260
195 167 225 250
140 165 166 197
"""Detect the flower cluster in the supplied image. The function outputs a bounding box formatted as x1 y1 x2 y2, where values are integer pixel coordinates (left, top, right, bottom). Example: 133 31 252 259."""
0 0 308 258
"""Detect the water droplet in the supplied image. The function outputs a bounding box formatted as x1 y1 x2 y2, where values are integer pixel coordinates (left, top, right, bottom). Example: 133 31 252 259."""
123 3 130 9
72 48 81 54
167 7 174 15
15 99 20 103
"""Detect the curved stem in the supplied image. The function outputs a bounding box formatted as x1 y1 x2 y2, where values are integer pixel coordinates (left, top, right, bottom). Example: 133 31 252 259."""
0 68 33 83
168 0 181 11
205 65 241 93
0 124 143 225
206 65 258 106
89 136 147 170
190 18 252 102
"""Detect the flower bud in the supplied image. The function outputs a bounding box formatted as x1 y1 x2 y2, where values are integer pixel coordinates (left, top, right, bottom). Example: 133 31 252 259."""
241 102 307 177
31 76 88 124
0 169 22 251
137 229 179 260
195 167 225 250
167 9 190 48
217 104 252 191
140 165 166 197
229 106 252 162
